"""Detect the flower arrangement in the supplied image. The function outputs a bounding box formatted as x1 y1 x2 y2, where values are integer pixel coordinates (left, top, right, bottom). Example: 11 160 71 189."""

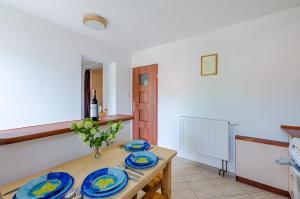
70 118 124 159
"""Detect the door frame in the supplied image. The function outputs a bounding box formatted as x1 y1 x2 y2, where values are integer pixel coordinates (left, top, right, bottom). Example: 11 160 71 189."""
132 64 158 145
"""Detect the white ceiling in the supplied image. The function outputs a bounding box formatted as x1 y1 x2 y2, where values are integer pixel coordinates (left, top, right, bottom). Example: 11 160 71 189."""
1 0 300 52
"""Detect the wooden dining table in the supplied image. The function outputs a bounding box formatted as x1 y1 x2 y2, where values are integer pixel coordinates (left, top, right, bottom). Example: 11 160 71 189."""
0 142 177 199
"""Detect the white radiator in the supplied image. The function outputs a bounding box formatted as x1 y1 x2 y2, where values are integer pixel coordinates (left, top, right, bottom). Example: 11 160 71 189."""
179 116 230 161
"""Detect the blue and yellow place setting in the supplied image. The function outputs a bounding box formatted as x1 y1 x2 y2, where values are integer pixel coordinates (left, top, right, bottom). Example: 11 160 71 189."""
125 151 158 169
124 140 150 152
80 167 128 198
12 172 74 199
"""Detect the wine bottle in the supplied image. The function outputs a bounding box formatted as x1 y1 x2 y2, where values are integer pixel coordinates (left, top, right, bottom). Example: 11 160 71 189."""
90 89 99 121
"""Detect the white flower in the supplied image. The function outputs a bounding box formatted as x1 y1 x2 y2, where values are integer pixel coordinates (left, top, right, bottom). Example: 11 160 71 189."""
84 140 90 147
84 121 93 129
77 121 84 128
78 133 87 141
90 128 97 135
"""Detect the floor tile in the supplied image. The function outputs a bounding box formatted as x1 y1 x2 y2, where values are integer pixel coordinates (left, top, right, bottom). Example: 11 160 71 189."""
172 190 198 199
250 192 288 199
172 167 182 177
172 175 187 183
238 183 263 194
172 182 192 193
180 166 205 175
202 169 224 180
175 162 198 169
210 178 236 186
217 183 246 196
183 172 207 181
217 194 253 199
188 179 213 188
193 184 223 199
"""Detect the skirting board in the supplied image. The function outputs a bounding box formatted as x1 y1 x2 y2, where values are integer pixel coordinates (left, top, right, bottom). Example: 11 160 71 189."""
236 176 290 198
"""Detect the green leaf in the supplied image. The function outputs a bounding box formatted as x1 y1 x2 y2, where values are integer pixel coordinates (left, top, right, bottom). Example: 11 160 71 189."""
74 119 123 149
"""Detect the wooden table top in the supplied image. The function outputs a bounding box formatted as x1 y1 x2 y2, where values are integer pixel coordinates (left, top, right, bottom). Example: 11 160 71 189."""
0 143 177 199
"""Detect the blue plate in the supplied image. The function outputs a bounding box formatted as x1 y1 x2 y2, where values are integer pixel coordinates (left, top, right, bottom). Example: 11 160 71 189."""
14 174 74 199
127 151 156 166
82 168 126 193
16 172 70 199
125 152 158 169
81 170 128 198
125 157 158 169
51 175 74 199
124 140 150 152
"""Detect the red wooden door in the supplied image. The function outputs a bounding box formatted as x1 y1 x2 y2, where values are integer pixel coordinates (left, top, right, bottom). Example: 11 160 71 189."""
132 64 158 145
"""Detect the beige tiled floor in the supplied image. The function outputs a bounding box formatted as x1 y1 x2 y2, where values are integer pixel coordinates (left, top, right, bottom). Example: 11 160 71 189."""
139 157 289 199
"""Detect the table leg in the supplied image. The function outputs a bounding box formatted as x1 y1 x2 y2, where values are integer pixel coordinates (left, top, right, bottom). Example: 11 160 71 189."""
161 161 171 199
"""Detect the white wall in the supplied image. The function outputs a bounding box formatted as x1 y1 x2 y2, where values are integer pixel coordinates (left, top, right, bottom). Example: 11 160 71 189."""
103 63 117 115
0 3 132 185
132 7 300 172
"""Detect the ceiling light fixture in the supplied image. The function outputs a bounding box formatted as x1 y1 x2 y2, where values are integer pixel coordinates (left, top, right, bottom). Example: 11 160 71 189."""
83 14 108 30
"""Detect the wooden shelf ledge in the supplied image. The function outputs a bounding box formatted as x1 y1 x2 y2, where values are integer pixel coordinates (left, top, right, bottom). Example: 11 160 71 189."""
0 114 134 146
281 125 300 138
235 135 289 147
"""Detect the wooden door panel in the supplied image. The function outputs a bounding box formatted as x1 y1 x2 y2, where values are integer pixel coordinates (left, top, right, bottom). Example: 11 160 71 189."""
139 109 149 122
139 91 149 103
132 64 157 145
139 87 148 92
139 127 149 140
138 104 149 109
138 121 149 128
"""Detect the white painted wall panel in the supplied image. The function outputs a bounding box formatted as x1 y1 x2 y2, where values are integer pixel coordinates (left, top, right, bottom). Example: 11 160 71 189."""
236 140 289 190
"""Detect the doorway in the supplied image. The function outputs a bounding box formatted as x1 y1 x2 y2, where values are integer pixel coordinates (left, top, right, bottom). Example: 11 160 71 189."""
132 64 158 145
90 68 103 107
81 56 103 118
81 55 117 119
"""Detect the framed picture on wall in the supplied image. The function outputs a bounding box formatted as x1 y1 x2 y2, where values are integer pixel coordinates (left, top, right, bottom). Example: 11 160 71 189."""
201 54 218 76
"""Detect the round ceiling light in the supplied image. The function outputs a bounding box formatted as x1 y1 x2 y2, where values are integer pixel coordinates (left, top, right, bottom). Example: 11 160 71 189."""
83 14 107 30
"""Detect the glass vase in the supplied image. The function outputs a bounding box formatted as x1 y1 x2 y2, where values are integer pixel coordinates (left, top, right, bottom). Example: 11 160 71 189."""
94 147 101 159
